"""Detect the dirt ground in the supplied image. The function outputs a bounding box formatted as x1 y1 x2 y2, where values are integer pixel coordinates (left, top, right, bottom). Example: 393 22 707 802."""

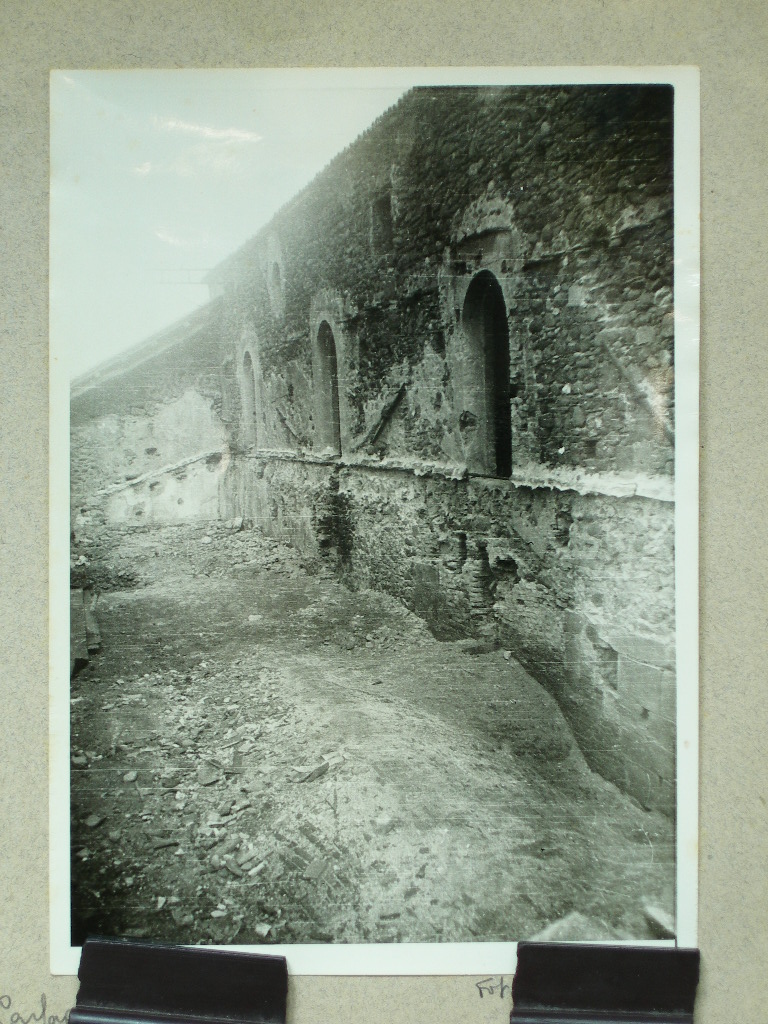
69 520 675 947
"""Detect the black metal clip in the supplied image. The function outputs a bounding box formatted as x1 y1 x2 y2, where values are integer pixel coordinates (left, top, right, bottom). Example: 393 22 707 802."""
71 937 288 1024
511 943 700 1023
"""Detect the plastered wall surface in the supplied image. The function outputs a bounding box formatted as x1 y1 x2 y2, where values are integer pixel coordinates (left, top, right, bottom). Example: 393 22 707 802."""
1 3 767 1023
71 313 227 525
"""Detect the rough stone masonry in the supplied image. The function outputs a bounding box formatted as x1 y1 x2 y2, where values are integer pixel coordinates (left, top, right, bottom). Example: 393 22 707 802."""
71 85 676 814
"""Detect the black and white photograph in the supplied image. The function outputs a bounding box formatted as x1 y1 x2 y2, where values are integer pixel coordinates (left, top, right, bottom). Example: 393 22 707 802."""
49 68 699 974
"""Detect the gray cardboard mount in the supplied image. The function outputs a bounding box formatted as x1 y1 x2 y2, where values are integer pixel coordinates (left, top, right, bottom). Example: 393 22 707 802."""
1 2 766 1023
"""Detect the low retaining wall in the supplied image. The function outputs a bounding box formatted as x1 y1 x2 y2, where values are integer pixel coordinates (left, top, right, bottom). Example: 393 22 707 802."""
222 452 675 814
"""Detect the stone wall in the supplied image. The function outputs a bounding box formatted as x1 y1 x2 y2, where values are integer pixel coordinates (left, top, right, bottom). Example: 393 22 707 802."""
71 305 229 528
221 454 675 813
211 85 677 813
210 85 674 479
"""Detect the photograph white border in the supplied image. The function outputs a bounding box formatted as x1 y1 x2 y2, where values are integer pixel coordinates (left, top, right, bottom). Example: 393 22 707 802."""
49 64 699 975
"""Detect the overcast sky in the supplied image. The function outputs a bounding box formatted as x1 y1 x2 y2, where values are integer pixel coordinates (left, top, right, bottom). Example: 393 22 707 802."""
50 70 408 380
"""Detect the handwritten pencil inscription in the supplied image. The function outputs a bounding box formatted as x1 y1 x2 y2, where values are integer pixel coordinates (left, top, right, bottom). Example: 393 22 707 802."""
475 976 512 999
0 993 70 1024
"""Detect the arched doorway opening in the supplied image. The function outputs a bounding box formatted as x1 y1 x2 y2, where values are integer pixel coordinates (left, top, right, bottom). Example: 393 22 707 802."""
316 321 341 456
462 270 512 477
242 351 257 447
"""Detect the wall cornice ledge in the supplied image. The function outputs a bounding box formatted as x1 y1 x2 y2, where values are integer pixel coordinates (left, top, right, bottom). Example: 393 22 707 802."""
241 450 674 501
505 463 674 502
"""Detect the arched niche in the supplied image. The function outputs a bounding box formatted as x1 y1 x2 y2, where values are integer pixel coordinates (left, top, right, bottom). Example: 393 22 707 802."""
266 235 285 318
462 270 512 477
268 261 284 314
314 320 342 456
241 350 258 448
